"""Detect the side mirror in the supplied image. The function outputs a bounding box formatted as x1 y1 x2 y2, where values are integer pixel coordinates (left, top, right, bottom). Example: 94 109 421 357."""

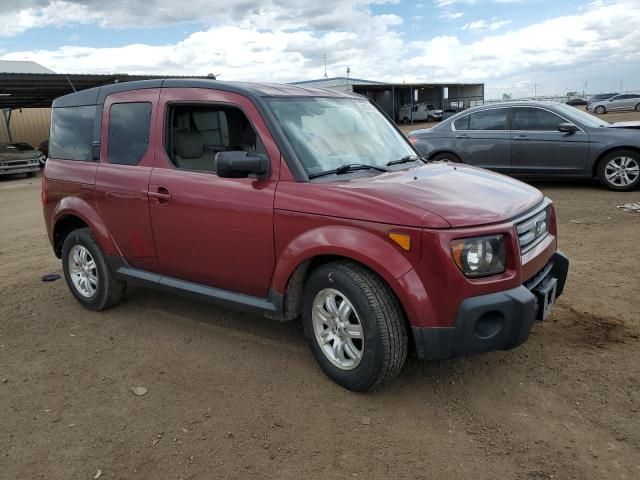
558 123 578 133
215 151 269 179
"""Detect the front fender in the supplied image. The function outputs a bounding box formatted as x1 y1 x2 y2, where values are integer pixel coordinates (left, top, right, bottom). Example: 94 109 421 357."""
272 224 422 295
52 196 120 256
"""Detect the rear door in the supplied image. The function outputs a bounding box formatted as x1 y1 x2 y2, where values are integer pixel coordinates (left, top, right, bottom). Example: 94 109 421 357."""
452 107 511 173
510 106 589 175
94 89 159 271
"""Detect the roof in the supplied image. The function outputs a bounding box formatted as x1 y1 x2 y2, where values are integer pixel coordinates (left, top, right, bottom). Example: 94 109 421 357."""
0 60 55 74
291 76 387 85
52 78 361 108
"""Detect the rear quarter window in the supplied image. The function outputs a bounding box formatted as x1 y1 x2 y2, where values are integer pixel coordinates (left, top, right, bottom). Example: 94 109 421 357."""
107 102 152 166
49 105 96 161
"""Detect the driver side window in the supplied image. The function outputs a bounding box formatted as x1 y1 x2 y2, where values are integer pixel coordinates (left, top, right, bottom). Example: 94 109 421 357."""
512 107 565 131
165 104 264 172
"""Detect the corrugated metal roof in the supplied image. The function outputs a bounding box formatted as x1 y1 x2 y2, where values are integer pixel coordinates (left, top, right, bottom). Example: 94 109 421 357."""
0 60 55 74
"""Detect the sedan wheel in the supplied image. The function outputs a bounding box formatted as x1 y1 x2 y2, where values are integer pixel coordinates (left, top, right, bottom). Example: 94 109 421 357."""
635 103 640 112
598 152 640 191
595 106 606 114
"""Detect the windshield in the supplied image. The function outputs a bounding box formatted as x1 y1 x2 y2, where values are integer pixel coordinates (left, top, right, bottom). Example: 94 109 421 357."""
266 97 416 177
426 104 437 110
555 103 609 128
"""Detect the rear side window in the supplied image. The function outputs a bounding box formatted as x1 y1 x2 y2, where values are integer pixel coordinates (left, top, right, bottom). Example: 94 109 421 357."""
453 115 469 130
469 109 508 130
49 105 96 161
512 107 564 131
108 102 152 166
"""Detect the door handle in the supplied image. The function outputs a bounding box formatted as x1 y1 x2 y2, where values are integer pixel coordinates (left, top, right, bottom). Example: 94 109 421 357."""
456 134 469 139
146 186 171 204
513 135 529 141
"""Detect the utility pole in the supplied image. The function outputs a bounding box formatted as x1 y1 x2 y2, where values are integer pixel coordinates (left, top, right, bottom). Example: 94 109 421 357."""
583 80 588 99
533 82 537 99
323 54 328 79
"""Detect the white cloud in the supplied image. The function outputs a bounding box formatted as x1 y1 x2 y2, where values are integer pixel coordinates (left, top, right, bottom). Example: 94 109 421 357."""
439 11 464 19
461 17 511 31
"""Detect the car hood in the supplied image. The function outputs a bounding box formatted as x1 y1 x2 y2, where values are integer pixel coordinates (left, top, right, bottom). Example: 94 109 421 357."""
606 121 640 129
0 149 40 160
336 162 543 228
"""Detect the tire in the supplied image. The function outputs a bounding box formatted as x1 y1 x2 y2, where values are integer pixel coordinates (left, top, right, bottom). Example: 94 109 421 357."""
635 103 640 112
61 228 126 311
595 105 606 114
427 115 434 122
432 152 462 163
26 171 36 178
597 150 640 191
302 261 408 391
402 117 409 124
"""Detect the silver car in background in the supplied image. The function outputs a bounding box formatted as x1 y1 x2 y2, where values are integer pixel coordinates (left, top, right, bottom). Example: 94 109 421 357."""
407 101 640 191
587 93 640 114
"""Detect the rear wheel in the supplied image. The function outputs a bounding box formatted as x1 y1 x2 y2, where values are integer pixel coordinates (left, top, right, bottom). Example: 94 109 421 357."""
302 261 407 391
597 150 640 191
432 152 462 163
595 105 606 114
62 228 126 310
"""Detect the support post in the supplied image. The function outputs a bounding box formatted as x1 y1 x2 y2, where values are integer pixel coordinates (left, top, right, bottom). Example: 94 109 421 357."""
2 108 13 143
391 85 395 123
410 85 414 124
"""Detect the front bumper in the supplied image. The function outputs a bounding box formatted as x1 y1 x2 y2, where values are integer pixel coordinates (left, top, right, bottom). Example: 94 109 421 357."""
412 250 569 360
0 163 39 175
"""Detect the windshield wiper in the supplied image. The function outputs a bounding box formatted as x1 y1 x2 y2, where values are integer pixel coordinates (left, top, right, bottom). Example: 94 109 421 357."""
386 155 427 166
308 163 389 179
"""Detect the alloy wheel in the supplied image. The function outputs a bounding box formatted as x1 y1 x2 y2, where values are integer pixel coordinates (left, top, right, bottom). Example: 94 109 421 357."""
68 245 98 297
312 288 364 370
605 156 640 187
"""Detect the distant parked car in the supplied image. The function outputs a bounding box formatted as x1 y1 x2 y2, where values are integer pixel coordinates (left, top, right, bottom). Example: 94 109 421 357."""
587 93 619 106
566 98 587 106
407 101 640 191
587 93 640 114
398 103 442 123
0 143 41 177
9 142 47 166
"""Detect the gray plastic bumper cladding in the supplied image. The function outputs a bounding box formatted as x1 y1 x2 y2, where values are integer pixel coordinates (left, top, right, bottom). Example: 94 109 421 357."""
413 251 569 360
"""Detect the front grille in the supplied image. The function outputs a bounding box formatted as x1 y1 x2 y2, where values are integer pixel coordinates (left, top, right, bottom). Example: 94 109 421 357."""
514 201 550 254
8 160 28 166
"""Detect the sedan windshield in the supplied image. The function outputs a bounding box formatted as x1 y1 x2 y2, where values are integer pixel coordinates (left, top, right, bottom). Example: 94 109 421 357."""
555 104 609 128
266 97 416 177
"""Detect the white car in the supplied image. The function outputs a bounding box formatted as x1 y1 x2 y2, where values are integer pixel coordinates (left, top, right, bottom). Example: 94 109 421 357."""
398 103 443 123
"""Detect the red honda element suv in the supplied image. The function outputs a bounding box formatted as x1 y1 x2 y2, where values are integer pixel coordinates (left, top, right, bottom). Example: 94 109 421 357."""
42 79 569 391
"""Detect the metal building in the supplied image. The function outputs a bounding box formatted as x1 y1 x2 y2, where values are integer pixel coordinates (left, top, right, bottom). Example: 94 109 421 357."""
291 77 485 123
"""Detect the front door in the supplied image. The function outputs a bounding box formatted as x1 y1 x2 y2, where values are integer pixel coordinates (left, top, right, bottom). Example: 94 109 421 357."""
452 107 511 173
510 106 590 175
94 89 160 271
148 88 280 297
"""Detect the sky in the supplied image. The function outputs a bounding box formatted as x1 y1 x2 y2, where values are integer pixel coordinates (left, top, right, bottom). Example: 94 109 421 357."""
0 0 639 99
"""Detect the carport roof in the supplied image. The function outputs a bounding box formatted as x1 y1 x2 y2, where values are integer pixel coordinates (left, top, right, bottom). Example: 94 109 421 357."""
0 72 208 109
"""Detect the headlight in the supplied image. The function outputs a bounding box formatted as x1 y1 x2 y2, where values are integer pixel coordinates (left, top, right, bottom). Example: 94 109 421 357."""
451 235 506 278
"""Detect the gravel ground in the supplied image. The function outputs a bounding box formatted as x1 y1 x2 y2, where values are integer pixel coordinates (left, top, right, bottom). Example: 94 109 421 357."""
0 166 639 479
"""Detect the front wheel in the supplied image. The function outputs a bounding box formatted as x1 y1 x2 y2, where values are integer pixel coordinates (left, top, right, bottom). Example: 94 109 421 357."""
635 103 640 112
62 228 126 310
595 105 606 114
302 262 408 391
597 150 640 191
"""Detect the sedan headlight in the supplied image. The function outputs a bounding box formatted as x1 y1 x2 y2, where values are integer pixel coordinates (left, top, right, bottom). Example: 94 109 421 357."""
451 235 506 278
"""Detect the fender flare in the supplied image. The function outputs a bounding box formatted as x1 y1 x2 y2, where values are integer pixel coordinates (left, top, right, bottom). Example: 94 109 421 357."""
52 196 120 256
271 225 420 296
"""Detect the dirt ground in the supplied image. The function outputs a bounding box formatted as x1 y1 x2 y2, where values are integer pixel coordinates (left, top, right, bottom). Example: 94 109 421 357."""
1 165 639 479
